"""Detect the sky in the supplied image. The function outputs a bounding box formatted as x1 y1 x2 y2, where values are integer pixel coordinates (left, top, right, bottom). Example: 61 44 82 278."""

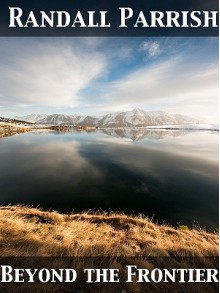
0 37 218 123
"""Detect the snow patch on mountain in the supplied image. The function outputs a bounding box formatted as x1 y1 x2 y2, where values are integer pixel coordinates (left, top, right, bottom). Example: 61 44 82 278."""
14 114 47 123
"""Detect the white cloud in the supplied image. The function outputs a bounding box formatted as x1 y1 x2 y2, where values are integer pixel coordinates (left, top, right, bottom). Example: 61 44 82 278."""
99 57 218 123
0 38 218 123
0 40 106 107
140 40 161 58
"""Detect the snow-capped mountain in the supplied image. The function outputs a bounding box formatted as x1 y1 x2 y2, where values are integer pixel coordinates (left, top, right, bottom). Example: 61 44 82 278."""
36 114 99 126
15 109 202 127
98 109 201 127
14 114 47 123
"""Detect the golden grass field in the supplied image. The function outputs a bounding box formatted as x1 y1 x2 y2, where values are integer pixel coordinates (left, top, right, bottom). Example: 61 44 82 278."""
0 206 218 293
0 205 218 257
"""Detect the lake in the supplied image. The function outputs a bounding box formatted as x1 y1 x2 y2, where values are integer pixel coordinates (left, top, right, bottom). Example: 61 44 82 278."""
0 129 218 230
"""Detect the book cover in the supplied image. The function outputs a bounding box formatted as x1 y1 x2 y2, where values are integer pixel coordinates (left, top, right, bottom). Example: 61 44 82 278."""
0 0 218 292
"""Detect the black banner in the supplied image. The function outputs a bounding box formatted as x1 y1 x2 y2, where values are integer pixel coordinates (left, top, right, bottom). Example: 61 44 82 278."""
0 0 219 37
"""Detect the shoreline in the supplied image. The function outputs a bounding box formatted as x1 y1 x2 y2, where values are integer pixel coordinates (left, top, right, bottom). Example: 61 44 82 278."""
0 124 219 139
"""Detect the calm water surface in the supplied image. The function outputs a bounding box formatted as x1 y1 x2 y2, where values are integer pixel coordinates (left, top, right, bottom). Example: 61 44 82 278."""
0 129 218 229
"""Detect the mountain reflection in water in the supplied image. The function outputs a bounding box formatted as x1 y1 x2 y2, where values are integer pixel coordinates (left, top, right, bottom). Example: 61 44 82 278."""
101 128 195 141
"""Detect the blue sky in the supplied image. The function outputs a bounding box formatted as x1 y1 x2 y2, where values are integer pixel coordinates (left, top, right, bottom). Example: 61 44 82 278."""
0 37 218 122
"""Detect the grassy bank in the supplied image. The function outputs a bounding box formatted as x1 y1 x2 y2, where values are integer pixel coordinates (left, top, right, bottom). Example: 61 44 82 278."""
0 206 218 257
0 206 218 293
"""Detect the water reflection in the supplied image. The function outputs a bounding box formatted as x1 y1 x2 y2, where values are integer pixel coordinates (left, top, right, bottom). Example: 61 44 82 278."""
0 129 218 229
101 128 192 140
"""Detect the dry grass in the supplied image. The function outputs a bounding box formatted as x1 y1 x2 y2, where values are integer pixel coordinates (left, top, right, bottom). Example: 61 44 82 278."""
0 206 218 293
0 205 218 258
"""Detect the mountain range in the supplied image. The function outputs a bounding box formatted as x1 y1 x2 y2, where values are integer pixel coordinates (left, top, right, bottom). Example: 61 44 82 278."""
15 109 202 128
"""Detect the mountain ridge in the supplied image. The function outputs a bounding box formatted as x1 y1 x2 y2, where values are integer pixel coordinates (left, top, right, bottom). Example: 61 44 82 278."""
15 109 202 127
0 116 33 125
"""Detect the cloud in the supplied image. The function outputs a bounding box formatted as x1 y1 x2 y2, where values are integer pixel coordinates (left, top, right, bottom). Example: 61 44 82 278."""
140 40 161 58
98 56 218 122
0 39 106 108
0 38 218 123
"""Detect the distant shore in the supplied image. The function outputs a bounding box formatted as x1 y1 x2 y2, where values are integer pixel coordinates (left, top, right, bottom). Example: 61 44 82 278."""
0 124 31 138
0 122 219 139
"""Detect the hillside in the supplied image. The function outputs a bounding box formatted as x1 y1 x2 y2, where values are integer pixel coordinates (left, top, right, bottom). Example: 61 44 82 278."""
0 206 218 293
0 206 217 257
0 116 33 125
